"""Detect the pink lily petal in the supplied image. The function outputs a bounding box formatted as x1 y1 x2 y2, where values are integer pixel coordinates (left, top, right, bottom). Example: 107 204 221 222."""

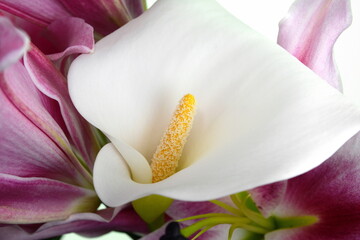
0 13 58 58
44 17 94 75
24 45 99 172
0 173 99 224
57 0 143 35
277 0 352 90
0 82 84 186
2 13 94 61
0 16 29 71
0 0 145 36
250 181 287 218
29 17 94 61
167 198 233 219
0 62 91 187
140 224 170 240
43 17 94 61
3 14 94 75
0 206 147 240
252 134 360 240
0 0 70 27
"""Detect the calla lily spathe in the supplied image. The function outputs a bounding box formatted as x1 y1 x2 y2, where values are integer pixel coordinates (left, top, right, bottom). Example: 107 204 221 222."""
68 0 360 207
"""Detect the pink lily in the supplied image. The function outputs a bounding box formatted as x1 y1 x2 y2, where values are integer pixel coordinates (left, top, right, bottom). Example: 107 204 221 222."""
0 12 95 75
149 0 360 239
0 17 100 224
0 0 146 76
0 16 148 239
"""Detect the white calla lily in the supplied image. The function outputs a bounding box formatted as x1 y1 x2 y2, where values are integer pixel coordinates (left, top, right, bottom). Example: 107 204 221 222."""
68 0 360 207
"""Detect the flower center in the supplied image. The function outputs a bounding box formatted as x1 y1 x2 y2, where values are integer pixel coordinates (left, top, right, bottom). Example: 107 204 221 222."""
150 94 196 183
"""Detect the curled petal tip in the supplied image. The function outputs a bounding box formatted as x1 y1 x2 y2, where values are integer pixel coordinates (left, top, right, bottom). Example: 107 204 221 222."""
0 17 29 71
277 0 352 90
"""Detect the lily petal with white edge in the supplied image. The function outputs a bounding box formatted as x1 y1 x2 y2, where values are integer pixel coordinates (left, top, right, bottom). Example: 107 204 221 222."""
68 0 360 207
0 17 29 71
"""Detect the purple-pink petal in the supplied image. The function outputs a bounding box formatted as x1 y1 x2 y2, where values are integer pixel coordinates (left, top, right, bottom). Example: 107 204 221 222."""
0 206 147 240
2 14 94 61
0 0 70 27
0 173 99 224
0 0 145 36
167 198 231 220
24 46 99 171
250 181 287 218
0 61 92 186
31 17 94 61
253 134 360 240
0 17 29 71
277 0 352 90
34 17 95 74
1 81 82 186
57 0 138 35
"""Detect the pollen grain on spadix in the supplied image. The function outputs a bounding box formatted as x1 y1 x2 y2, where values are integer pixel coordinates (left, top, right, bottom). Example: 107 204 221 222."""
151 94 196 183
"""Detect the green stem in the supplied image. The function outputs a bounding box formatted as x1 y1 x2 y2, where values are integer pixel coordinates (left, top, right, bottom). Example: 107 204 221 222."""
230 194 243 209
177 213 248 222
209 200 244 216
231 223 269 234
181 216 251 237
240 198 274 230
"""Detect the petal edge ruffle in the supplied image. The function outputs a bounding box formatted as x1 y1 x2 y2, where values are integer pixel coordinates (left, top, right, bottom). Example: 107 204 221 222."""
0 17 29 71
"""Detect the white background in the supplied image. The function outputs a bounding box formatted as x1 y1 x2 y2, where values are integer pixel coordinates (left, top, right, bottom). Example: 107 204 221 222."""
63 0 360 239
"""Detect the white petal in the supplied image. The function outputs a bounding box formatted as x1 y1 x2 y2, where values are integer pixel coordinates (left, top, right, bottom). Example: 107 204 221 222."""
70 0 360 205
109 136 152 184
